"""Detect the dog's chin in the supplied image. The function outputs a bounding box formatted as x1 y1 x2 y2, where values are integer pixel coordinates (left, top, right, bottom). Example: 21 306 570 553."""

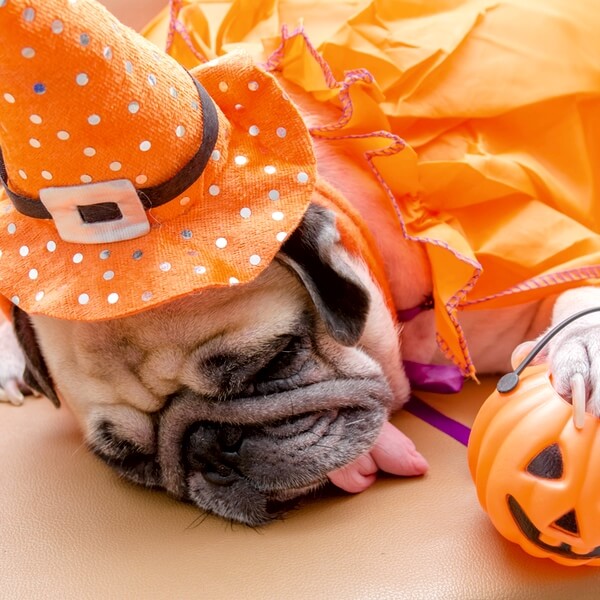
181 405 387 525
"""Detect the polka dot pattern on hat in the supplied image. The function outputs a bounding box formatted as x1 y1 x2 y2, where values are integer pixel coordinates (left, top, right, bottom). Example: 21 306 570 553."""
0 3 316 321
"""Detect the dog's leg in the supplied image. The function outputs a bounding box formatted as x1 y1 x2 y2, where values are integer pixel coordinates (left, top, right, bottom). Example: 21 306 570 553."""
0 317 32 405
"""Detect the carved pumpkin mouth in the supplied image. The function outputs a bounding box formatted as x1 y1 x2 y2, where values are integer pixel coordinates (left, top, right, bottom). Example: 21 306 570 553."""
508 495 600 560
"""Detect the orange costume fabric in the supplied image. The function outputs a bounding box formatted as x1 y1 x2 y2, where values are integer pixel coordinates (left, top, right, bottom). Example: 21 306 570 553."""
144 0 600 377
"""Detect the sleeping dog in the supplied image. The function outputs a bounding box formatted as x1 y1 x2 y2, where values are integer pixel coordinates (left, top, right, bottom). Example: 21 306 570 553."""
2 110 600 523
2 0 600 526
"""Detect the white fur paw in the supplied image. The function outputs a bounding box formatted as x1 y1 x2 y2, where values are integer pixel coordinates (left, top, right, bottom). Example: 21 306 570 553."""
547 320 600 417
0 320 32 406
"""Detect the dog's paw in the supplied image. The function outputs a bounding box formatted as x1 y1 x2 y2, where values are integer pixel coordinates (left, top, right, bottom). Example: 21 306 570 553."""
546 317 600 417
0 320 33 406
327 422 428 493
514 313 600 417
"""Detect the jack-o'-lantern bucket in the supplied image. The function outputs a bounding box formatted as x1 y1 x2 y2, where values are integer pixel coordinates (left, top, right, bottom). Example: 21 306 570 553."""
468 308 600 566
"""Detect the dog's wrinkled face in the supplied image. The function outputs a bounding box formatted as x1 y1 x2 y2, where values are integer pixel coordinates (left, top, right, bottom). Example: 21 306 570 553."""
14 206 408 524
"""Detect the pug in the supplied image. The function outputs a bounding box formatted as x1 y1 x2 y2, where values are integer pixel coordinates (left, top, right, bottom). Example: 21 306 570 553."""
2 0 600 527
1 106 600 523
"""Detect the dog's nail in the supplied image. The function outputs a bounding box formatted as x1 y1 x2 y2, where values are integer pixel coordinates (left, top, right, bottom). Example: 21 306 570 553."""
4 379 24 405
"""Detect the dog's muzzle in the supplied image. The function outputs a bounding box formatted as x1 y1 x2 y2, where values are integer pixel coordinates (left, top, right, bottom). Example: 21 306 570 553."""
156 377 392 524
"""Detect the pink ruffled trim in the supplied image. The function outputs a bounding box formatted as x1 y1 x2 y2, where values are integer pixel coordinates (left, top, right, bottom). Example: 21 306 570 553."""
462 265 600 307
265 26 481 377
166 0 208 62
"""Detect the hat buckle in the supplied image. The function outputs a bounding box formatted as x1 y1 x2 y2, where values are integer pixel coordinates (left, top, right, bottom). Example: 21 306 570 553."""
39 179 150 244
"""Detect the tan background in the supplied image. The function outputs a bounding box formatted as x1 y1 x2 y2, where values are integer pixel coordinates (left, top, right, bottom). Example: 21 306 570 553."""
2 379 600 599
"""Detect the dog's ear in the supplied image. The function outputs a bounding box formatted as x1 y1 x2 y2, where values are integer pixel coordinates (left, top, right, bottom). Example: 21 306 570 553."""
278 204 370 346
11 305 60 407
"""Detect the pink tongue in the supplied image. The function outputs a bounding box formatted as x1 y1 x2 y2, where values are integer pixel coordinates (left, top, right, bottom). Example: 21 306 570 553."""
327 421 429 493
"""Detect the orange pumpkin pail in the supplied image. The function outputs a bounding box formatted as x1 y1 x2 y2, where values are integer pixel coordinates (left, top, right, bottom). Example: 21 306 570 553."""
468 363 600 566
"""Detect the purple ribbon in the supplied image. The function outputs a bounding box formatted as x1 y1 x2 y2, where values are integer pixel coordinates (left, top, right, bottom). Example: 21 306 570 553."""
404 395 471 446
403 360 464 394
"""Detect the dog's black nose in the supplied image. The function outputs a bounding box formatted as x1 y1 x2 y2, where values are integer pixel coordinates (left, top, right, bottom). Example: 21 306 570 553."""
185 422 243 486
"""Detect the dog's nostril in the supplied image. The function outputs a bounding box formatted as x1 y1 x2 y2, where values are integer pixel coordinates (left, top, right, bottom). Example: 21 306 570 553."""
218 426 243 453
202 463 237 486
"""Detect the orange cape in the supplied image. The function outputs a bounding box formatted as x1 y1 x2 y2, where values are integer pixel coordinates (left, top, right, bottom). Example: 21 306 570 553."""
145 0 600 378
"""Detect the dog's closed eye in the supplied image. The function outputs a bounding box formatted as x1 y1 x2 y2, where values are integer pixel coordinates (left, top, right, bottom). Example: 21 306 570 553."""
255 334 310 382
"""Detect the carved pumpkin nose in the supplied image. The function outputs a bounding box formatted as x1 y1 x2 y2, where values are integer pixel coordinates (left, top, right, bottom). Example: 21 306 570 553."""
554 510 580 536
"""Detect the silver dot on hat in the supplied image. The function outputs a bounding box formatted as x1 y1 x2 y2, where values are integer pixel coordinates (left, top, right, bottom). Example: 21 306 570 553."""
22 7 35 22
51 19 64 34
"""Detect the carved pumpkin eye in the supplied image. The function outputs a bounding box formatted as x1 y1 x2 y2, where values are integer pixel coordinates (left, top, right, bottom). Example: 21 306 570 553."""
526 443 563 479
553 509 580 536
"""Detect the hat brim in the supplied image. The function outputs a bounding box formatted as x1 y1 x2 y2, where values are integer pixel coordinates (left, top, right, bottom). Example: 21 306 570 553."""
0 53 316 320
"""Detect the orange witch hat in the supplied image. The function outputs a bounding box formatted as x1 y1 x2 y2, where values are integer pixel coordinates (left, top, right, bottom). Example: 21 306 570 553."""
0 0 316 320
